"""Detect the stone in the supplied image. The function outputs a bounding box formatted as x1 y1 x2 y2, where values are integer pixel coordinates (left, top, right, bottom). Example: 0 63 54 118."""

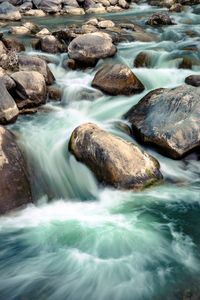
2 37 25 52
179 57 192 69
98 20 115 28
47 85 62 101
69 123 162 190
36 28 51 37
134 52 151 68
0 67 16 90
34 35 63 53
11 71 47 109
0 2 21 21
185 75 200 87
18 55 55 85
0 80 19 124
63 7 85 14
24 9 46 16
32 0 62 13
125 85 200 159
92 64 144 95
68 32 117 67
147 12 175 26
0 126 32 215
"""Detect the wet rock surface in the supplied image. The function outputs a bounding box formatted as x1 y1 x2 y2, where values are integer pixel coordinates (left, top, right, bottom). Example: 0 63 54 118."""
11 71 47 109
92 63 145 95
0 80 19 124
125 85 200 159
68 32 117 68
69 123 162 190
0 126 32 214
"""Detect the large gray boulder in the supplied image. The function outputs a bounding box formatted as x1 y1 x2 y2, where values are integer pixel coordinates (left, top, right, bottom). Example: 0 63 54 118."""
0 2 21 20
68 32 117 68
0 126 32 215
125 85 200 159
69 123 162 190
32 0 62 12
0 80 19 124
18 55 55 85
11 71 47 109
92 64 145 96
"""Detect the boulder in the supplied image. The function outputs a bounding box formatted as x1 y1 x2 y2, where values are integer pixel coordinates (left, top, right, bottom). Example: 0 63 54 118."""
98 20 115 28
23 9 46 16
92 64 144 96
34 35 63 53
134 52 151 68
18 55 54 85
0 80 19 124
10 22 39 35
185 75 200 87
0 49 19 72
69 123 162 190
0 2 21 21
0 40 7 57
2 37 25 52
0 126 32 215
147 12 175 26
0 67 16 90
125 85 200 159
32 0 62 13
11 71 47 109
68 32 117 67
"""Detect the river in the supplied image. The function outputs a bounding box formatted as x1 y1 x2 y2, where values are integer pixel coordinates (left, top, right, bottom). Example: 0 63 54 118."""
0 2 200 299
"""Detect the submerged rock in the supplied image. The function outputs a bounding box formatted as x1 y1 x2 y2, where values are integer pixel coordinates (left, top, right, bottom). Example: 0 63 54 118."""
0 126 32 215
0 80 19 124
11 71 47 109
125 85 200 159
68 32 117 68
92 64 144 96
69 123 162 190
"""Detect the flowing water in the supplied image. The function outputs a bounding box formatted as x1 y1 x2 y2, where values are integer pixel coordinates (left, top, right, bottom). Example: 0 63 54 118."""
1 3 200 300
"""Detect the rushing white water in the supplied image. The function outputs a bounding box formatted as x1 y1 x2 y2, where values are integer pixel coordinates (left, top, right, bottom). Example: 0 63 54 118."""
1 3 200 300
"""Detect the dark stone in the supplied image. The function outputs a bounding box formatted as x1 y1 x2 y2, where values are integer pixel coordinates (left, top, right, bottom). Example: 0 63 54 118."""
147 12 175 26
0 126 32 215
185 75 200 87
92 64 144 96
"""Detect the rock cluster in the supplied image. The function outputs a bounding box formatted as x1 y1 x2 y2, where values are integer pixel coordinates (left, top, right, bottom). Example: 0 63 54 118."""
0 0 133 19
0 35 56 122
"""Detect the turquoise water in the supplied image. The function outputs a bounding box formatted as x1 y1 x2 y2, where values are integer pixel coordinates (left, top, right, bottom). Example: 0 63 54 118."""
1 3 200 299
